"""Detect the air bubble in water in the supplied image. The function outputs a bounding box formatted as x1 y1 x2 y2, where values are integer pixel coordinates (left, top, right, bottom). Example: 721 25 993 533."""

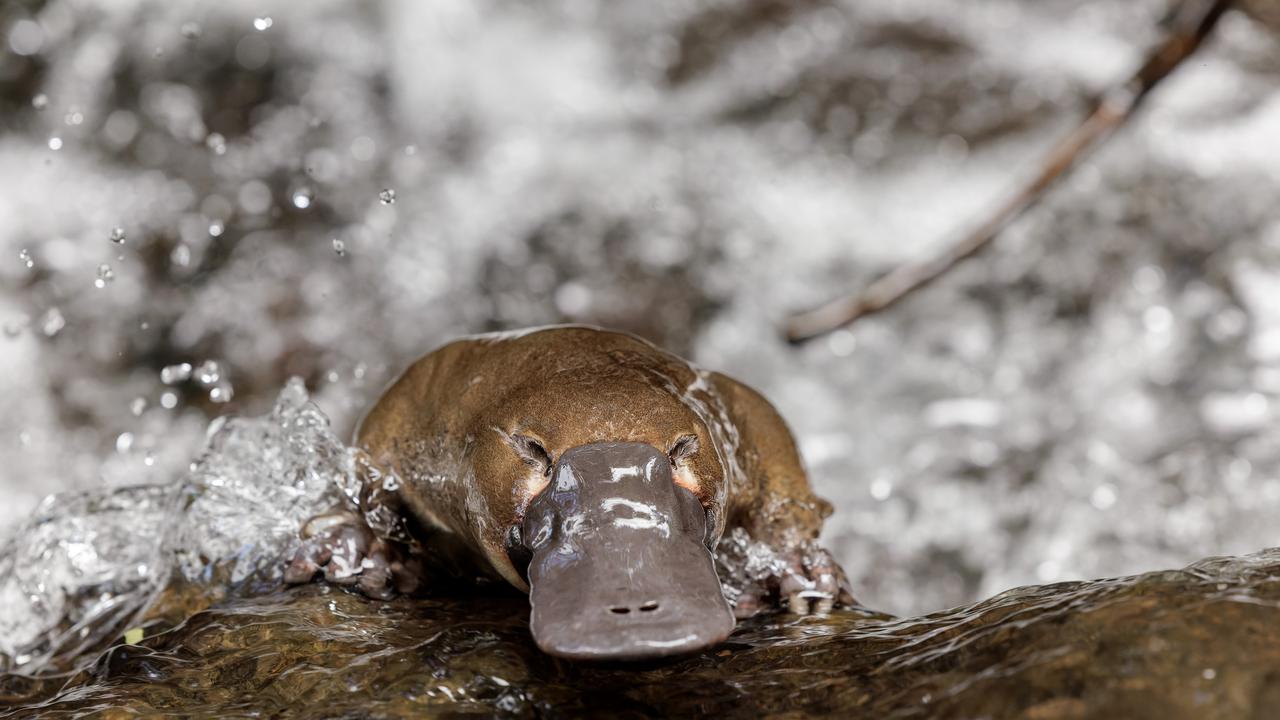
253 17 273 31
48 137 63 151
115 432 134 454
40 307 65 337
208 221 224 237
291 187 314 209
109 227 126 245
180 22 202 39
94 264 114 288
31 93 48 110
205 133 226 155
332 238 346 257
160 362 192 385
171 244 191 267
378 188 396 205
130 397 148 416
18 248 33 269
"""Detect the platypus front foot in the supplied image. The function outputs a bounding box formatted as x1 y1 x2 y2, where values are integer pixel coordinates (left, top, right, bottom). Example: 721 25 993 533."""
779 546 855 616
284 510 423 600
719 530 856 619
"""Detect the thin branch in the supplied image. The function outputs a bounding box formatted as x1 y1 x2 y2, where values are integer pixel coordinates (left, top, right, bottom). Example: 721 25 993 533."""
785 0 1237 344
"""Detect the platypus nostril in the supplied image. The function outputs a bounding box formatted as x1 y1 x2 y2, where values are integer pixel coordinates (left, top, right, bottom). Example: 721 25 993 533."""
609 606 630 614
640 602 659 612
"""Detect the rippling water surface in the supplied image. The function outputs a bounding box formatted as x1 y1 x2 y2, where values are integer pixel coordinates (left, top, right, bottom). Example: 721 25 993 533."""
7 549 1280 718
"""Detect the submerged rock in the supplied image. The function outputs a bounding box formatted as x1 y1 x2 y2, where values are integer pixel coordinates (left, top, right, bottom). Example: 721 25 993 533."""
4 548 1280 718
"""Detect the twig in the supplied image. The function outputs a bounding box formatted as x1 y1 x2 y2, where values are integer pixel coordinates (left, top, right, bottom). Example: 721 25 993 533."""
784 0 1237 344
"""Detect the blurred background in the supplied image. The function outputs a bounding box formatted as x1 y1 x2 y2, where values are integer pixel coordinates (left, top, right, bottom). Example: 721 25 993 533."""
1 0 1278 617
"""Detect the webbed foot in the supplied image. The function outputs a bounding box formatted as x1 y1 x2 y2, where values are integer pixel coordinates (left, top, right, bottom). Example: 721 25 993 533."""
780 546 855 616
717 528 856 618
284 511 423 600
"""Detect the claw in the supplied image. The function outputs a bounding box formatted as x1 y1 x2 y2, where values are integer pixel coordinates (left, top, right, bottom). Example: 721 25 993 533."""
285 510 421 599
780 547 851 616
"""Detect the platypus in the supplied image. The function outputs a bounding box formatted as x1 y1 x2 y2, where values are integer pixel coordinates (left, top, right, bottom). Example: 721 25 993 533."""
285 326 853 660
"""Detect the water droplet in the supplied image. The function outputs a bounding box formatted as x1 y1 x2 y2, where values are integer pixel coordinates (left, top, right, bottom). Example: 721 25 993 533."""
18 248 33 269
160 362 193 385
109 227 126 244
1090 484 1117 510
253 16 273 31
208 220 225 237
31 93 48 110
195 360 221 386
159 391 179 409
291 187 314 209
115 432 134 454
180 22 202 39
40 307 65 337
869 477 893 501
94 263 114 288
210 384 234 403
130 397 148 416
48 137 63 151
378 188 396 205
171 244 191 267
205 132 226 155
332 238 346 257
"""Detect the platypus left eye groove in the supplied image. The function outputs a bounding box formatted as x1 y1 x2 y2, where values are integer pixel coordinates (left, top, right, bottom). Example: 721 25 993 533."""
508 433 554 476
668 434 699 468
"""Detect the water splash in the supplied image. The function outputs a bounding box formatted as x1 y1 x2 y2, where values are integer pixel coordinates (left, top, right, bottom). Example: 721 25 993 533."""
93 264 113 288
160 363 192 385
0 381 355 671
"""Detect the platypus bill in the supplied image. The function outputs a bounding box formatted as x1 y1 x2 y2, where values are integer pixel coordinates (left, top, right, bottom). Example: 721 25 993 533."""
285 325 853 661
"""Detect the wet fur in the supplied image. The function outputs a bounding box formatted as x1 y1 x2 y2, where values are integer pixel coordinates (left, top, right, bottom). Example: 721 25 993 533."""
355 325 833 593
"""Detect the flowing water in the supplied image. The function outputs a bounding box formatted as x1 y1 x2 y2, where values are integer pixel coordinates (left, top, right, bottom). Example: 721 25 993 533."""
6 551 1280 717
3 0 1280 715
4 383 1280 717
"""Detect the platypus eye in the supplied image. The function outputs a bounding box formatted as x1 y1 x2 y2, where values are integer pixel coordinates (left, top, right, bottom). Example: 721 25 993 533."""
509 433 554 477
667 434 699 468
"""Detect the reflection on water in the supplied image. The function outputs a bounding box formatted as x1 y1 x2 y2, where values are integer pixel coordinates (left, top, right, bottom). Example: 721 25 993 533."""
6 549 1280 717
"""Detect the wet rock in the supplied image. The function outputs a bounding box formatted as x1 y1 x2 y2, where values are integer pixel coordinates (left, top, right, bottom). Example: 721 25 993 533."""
5 549 1280 718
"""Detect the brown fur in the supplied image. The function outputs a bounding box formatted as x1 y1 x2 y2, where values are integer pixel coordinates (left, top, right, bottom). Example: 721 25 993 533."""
356 325 831 590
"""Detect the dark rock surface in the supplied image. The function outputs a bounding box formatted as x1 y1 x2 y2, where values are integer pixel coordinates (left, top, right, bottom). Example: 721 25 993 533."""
5 549 1280 718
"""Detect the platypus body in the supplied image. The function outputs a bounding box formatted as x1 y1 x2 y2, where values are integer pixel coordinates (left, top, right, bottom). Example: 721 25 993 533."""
287 326 852 660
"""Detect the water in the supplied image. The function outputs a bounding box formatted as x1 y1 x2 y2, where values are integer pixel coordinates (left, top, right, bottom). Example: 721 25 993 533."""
3 364 1280 716
1 0 1279 697
5 549 1280 716
0 381 351 673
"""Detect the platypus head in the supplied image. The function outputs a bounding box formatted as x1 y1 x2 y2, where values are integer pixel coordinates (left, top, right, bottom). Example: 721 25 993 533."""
508 440 734 661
